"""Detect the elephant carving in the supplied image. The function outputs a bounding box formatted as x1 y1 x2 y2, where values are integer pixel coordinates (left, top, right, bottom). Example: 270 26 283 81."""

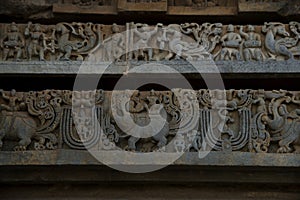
0 110 57 151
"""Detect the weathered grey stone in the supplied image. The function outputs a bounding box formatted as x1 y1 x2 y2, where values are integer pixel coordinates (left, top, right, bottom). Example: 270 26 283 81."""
0 150 298 167
0 60 300 76
279 0 300 16
0 0 55 19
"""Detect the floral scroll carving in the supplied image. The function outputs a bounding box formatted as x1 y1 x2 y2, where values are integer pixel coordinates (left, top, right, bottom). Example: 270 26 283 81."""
0 89 299 154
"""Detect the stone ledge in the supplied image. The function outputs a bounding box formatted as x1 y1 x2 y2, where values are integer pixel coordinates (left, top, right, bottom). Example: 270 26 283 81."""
0 150 299 167
0 60 300 76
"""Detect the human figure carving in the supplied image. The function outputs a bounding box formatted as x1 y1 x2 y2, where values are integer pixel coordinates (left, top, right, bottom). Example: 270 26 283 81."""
0 89 24 112
219 24 242 60
24 22 46 61
127 91 168 151
0 22 24 61
132 23 161 61
239 25 264 61
160 25 211 60
0 90 57 151
111 24 125 61
55 23 84 60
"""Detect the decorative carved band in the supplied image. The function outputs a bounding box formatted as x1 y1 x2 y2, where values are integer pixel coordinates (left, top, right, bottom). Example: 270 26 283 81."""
52 0 288 15
0 89 299 154
1 22 300 62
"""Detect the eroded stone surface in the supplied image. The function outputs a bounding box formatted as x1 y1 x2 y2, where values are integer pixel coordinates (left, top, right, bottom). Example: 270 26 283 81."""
0 0 298 20
0 89 300 154
1 22 300 63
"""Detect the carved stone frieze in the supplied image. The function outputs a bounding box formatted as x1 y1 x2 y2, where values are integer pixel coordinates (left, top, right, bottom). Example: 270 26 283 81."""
2 22 300 62
238 0 287 12
53 0 118 15
1 0 297 20
118 0 168 12
168 0 237 15
0 89 300 154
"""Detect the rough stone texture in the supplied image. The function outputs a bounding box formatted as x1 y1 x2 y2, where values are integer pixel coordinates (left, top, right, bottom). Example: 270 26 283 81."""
238 0 287 12
279 0 300 16
0 150 298 167
0 0 55 19
1 2 300 199
0 0 298 20
1 60 300 75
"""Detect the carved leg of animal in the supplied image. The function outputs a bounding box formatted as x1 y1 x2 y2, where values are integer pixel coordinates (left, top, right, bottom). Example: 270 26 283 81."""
243 49 251 61
57 52 64 61
128 136 139 151
153 134 168 148
34 136 46 150
220 49 227 60
277 133 298 153
279 45 294 60
165 52 174 60
277 140 292 153
46 141 55 150
235 51 242 61
63 46 72 60
14 138 31 151
277 144 292 153
255 49 263 61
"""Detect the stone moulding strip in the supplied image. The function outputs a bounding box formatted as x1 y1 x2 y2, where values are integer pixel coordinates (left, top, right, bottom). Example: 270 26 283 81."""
1 60 300 75
0 150 298 167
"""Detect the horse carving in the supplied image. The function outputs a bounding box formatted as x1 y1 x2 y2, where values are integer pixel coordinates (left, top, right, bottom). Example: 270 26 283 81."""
111 91 170 151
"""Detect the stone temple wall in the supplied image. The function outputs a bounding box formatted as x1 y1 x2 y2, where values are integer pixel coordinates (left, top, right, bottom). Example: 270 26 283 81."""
0 1 300 200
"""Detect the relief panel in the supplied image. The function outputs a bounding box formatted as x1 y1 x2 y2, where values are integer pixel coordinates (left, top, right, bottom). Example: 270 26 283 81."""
167 0 237 15
0 89 300 154
1 21 300 62
53 0 118 15
238 0 287 12
118 0 168 12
